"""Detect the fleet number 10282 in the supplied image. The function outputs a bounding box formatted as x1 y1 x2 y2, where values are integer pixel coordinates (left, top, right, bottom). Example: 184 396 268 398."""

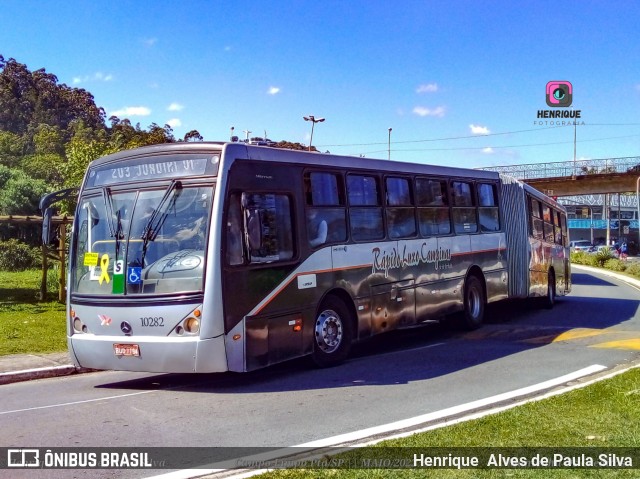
140 317 164 327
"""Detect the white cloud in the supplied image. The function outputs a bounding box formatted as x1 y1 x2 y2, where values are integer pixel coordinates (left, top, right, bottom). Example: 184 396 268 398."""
167 102 184 111
143 37 158 47
482 147 494 154
94 72 113 82
470 124 491 135
167 118 182 128
110 106 152 117
72 72 113 84
413 106 446 117
416 83 438 94
267 86 281 95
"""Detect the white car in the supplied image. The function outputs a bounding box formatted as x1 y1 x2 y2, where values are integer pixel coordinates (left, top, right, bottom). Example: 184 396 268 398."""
570 240 593 252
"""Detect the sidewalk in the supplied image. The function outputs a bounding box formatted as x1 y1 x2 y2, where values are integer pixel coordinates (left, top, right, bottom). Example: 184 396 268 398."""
0 351 84 385
2 265 640 386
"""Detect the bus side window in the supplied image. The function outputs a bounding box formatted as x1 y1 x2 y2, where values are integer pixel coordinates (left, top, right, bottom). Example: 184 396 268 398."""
241 193 294 263
530 197 544 240
416 178 450 236
226 194 244 265
386 177 416 239
305 172 347 247
347 174 383 241
477 183 500 232
451 181 477 234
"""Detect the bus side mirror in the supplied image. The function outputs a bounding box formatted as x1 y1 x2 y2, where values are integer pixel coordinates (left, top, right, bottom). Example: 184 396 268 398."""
42 207 56 245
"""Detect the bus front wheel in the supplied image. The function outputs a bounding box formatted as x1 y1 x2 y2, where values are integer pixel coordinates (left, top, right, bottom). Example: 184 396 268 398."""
461 275 485 330
311 296 353 368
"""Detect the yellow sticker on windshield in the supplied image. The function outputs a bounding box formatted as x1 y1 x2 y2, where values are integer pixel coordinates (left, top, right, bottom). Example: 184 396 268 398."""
98 254 110 285
84 252 99 267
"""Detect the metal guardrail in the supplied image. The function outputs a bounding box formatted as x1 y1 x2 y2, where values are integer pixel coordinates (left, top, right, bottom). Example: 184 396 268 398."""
479 156 640 180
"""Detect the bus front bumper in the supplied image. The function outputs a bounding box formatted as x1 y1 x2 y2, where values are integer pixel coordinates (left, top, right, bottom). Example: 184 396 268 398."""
68 334 228 373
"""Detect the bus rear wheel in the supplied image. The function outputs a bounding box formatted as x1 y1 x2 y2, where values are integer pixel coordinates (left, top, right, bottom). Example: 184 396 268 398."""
461 275 485 330
311 296 353 368
542 271 556 309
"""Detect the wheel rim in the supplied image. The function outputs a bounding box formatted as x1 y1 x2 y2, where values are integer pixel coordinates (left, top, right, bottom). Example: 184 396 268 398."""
315 309 343 354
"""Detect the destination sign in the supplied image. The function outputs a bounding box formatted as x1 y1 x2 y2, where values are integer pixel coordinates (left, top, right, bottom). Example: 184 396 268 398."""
88 154 219 187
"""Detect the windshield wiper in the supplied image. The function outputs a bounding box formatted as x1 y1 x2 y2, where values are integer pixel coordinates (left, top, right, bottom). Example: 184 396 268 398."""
140 180 182 265
101 187 117 238
102 187 125 261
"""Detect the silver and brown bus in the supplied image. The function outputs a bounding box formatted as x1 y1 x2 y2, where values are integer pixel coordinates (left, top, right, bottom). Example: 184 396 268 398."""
42 142 570 373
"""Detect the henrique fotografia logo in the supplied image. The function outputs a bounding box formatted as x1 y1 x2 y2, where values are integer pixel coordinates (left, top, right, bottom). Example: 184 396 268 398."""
546 81 573 107
535 80 583 125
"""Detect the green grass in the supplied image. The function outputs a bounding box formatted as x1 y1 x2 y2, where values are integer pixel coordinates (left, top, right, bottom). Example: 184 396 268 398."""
0 270 66 356
256 368 640 478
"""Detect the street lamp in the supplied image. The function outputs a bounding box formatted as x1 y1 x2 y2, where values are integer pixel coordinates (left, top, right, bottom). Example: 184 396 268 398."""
303 115 325 151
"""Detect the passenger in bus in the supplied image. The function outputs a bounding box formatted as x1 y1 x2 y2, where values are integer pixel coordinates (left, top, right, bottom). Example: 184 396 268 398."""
308 211 328 248
175 216 205 248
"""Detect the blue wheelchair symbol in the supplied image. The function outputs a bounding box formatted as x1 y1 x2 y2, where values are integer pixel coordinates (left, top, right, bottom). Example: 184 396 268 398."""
127 267 142 284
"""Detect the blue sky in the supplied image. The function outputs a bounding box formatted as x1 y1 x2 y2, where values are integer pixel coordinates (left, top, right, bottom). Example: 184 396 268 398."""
2 1 640 169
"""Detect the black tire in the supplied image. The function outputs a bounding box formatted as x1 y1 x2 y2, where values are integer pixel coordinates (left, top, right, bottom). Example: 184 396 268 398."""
311 296 353 368
542 271 556 309
461 275 485 330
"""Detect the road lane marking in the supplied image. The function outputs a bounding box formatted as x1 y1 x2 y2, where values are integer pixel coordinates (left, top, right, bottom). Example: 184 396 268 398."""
295 364 607 448
462 325 640 349
148 364 609 479
0 390 155 416
592 338 640 350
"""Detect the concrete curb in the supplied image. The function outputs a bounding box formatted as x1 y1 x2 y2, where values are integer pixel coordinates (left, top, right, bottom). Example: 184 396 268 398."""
572 263 640 290
0 364 80 385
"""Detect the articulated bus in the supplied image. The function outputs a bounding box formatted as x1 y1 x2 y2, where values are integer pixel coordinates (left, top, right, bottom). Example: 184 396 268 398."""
42 142 570 373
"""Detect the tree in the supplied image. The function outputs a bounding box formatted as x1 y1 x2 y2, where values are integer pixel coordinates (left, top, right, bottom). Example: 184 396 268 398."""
20 153 65 186
0 165 48 215
183 130 203 142
274 141 318 152
63 135 116 189
33 124 64 155
0 55 107 153
0 130 25 167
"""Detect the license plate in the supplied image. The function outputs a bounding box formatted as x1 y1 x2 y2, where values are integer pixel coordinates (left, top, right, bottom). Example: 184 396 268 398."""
113 343 140 357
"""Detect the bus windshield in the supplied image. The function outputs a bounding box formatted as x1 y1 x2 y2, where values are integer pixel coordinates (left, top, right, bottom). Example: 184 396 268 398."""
72 184 214 296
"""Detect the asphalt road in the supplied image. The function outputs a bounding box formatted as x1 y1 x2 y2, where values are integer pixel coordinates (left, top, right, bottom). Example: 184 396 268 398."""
2 266 640 479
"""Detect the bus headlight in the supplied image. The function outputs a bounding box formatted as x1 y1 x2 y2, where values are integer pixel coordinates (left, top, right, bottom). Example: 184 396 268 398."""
184 317 200 334
73 317 84 333
169 307 202 336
